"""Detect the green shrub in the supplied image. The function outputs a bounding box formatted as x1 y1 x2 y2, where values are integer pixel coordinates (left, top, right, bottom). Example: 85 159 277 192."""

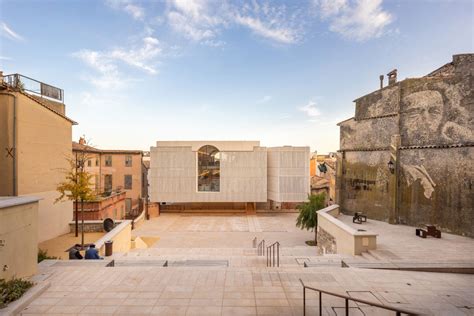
0 278 34 308
37 249 57 263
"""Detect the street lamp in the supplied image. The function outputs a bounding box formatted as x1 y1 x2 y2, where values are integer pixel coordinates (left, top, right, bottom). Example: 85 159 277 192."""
388 160 395 174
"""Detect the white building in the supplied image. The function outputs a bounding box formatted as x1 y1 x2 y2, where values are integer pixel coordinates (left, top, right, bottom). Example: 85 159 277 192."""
149 141 310 212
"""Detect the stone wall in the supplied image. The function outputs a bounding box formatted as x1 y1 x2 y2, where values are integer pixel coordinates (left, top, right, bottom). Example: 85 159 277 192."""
317 227 337 254
399 147 473 236
337 54 474 237
339 151 392 221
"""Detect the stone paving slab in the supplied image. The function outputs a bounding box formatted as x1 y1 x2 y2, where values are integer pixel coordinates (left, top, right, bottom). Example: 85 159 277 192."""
21 265 474 315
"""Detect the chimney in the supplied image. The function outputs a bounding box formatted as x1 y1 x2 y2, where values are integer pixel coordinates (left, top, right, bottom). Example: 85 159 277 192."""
387 69 397 85
379 75 384 89
79 137 86 145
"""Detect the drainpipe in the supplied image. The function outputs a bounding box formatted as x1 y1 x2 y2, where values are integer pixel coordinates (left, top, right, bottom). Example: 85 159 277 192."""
0 92 17 196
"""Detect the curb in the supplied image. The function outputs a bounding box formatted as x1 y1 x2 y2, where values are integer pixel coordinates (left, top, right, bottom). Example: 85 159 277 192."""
0 281 50 316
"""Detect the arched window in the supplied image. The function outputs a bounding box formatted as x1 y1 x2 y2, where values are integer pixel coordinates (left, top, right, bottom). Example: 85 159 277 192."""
197 145 220 192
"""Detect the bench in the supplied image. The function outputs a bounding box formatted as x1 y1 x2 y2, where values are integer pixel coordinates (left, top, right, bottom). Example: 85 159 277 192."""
416 225 441 238
353 212 367 224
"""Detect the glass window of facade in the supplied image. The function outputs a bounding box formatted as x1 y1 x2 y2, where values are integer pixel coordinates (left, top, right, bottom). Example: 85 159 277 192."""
125 155 132 167
104 174 113 192
197 145 220 192
105 155 112 166
124 175 132 190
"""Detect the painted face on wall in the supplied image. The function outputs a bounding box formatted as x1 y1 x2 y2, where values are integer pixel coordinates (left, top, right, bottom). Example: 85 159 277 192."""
403 90 444 142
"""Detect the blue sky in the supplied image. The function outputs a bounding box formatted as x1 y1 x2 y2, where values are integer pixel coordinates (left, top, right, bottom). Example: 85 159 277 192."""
1 0 472 153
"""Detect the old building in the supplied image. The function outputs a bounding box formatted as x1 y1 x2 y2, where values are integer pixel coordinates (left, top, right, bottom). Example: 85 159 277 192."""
149 141 309 212
72 140 146 216
0 73 76 242
337 54 473 237
74 191 126 221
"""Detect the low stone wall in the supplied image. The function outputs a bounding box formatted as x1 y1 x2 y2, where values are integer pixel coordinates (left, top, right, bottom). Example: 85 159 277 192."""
317 205 377 256
69 220 122 233
95 220 132 256
317 227 337 254
0 197 40 280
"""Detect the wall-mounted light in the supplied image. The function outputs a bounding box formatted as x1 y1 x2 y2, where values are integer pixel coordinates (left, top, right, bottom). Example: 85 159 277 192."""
388 160 395 174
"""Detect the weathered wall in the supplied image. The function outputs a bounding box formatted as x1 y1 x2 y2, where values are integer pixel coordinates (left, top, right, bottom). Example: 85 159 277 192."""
399 77 473 146
399 147 473 236
0 197 39 280
339 151 392 221
355 84 400 118
338 54 474 237
339 117 398 150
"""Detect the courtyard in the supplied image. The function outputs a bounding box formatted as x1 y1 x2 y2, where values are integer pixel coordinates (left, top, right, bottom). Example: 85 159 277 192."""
19 213 474 315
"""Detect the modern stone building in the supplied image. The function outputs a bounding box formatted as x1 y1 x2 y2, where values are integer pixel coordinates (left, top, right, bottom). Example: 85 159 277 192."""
336 54 474 237
149 141 310 212
0 73 76 242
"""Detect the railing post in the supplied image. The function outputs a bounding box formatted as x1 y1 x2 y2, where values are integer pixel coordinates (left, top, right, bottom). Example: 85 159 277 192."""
277 243 279 267
319 291 322 316
303 286 306 316
345 298 349 316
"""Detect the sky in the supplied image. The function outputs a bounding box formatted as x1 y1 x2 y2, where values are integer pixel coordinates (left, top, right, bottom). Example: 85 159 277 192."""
0 0 473 153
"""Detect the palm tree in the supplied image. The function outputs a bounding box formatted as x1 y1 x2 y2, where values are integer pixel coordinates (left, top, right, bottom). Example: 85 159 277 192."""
296 193 326 245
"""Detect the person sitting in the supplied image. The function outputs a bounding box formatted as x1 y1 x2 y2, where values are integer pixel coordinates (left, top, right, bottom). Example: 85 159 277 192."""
69 244 83 260
85 244 103 260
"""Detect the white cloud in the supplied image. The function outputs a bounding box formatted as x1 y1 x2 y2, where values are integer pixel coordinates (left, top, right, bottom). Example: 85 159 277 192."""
106 0 145 20
73 37 161 89
234 15 297 44
0 55 12 60
234 1 303 44
315 0 393 41
299 100 321 118
257 95 272 104
165 0 303 45
1 22 24 41
110 37 161 74
166 0 224 42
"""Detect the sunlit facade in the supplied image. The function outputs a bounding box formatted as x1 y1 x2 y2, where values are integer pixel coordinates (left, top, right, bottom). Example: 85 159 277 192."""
149 141 310 211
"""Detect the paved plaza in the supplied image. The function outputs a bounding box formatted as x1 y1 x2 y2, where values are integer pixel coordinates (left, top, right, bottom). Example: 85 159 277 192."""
21 213 474 315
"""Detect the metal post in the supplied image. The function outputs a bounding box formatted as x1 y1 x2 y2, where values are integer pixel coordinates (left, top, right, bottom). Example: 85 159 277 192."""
303 286 306 316
273 245 275 266
277 243 279 267
345 298 349 316
319 291 322 315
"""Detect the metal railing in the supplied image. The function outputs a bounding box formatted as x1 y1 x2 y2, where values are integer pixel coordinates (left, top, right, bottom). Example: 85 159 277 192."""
3 73 64 102
266 241 280 267
257 239 265 256
299 279 420 316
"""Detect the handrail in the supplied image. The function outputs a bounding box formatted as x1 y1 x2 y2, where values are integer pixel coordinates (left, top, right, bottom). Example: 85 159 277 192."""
257 239 265 256
299 279 421 316
266 241 280 267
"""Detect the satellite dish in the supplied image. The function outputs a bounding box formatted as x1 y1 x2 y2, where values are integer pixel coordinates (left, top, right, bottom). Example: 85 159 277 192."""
103 218 114 232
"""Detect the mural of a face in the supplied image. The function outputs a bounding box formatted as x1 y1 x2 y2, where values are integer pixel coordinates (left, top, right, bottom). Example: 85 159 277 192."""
403 90 444 142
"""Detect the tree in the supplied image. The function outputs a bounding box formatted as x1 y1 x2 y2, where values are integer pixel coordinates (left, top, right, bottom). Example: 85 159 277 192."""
56 142 95 247
296 193 326 245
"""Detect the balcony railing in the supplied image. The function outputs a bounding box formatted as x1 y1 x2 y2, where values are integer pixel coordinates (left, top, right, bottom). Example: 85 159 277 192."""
3 73 64 102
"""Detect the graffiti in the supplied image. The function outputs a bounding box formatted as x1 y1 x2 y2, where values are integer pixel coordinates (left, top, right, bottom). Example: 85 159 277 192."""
402 164 436 199
402 89 474 144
